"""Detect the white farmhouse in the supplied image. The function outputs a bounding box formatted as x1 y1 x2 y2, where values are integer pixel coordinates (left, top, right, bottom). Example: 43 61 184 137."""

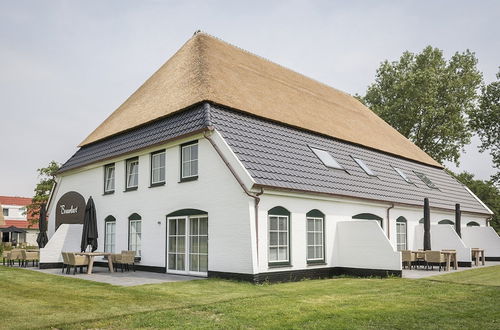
41 32 498 282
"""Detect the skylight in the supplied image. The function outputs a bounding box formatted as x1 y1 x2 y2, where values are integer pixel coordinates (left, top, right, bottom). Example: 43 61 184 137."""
414 171 438 189
393 167 413 184
311 147 344 170
352 157 376 176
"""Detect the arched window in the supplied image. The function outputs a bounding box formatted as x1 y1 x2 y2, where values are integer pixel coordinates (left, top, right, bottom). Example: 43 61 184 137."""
166 209 208 274
128 213 142 257
438 219 454 225
419 218 424 224
104 216 116 253
352 213 383 228
396 217 407 251
467 221 480 227
268 206 290 266
306 209 325 263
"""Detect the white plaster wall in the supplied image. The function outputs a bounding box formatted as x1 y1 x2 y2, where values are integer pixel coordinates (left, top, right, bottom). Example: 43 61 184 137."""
46 135 254 274
40 224 83 263
335 221 401 270
462 227 500 257
26 230 38 246
413 224 471 262
2 204 27 220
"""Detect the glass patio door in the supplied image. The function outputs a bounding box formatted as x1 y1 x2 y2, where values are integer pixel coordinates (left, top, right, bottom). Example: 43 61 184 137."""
167 216 208 276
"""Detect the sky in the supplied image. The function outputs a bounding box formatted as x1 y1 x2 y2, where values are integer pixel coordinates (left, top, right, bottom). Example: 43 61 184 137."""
0 0 498 197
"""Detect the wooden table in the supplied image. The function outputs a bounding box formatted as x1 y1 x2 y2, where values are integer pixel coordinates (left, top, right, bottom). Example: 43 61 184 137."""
76 252 114 275
411 251 425 268
441 250 458 271
471 248 485 266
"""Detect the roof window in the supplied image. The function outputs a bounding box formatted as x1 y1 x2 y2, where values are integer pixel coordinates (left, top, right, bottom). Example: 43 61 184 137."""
311 147 344 170
393 166 413 184
414 171 438 189
352 157 376 176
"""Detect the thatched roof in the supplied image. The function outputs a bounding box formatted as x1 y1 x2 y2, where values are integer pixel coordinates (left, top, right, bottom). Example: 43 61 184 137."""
79 32 441 167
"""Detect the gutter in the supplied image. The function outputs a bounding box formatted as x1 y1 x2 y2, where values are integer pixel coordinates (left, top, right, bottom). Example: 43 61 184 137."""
203 129 264 267
386 203 394 239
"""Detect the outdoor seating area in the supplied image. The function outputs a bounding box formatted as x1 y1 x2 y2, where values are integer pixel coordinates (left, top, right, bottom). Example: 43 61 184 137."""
2 248 39 267
60 250 136 275
402 249 458 272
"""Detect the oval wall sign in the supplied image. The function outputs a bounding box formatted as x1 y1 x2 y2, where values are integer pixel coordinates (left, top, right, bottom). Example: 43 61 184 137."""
55 191 86 229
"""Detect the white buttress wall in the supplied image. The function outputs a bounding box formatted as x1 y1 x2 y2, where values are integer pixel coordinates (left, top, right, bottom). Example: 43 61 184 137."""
462 227 500 257
46 135 254 274
413 224 471 262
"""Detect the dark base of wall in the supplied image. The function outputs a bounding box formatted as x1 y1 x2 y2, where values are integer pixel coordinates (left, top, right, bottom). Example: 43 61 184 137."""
458 261 472 267
39 262 63 269
485 257 500 261
209 267 401 284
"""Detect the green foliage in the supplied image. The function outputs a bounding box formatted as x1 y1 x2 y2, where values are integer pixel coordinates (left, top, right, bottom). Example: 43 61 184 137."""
26 161 60 225
469 68 500 184
452 171 500 232
359 46 482 165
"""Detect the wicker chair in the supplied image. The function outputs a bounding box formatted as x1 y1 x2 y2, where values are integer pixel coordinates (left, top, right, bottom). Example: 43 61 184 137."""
7 249 22 266
21 250 39 267
424 251 446 271
113 250 136 272
2 250 10 266
66 253 89 275
401 250 416 269
61 252 70 274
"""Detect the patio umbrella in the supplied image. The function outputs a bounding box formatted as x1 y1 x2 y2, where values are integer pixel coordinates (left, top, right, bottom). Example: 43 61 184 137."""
455 203 461 238
36 203 48 248
80 196 98 252
423 198 431 250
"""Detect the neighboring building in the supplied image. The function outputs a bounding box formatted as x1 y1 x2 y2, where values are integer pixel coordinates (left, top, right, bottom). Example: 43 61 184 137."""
0 196 39 246
41 32 497 282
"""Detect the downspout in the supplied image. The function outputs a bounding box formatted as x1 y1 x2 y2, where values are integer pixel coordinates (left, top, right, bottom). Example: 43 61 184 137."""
203 129 264 267
386 203 394 239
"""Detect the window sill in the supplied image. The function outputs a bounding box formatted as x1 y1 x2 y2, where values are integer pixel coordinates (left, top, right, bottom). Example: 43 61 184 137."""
103 191 115 195
268 262 292 269
179 176 198 183
307 261 326 266
149 182 165 188
124 187 138 192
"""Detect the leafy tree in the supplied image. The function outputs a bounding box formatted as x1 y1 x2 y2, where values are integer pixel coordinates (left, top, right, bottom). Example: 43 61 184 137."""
358 46 482 165
26 161 60 226
469 68 500 184
452 171 500 233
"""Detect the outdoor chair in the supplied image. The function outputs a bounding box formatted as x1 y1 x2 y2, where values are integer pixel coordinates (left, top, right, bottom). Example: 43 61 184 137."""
7 249 22 267
424 251 446 271
61 252 70 274
113 250 136 272
401 250 415 269
21 250 39 267
66 253 89 275
2 250 10 265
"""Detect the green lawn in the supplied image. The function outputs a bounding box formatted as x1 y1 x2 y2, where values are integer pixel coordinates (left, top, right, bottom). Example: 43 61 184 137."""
0 266 499 329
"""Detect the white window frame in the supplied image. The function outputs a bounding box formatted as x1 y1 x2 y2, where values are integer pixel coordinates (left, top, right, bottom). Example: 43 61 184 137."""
126 158 139 189
181 142 198 180
104 164 115 193
129 219 141 256
306 217 324 262
104 220 116 253
268 215 290 264
396 221 407 251
151 150 166 185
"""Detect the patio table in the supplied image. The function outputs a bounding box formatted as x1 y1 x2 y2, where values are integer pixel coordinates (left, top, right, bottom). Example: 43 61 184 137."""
471 248 485 266
441 250 458 271
411 251 425 268
76 252 114 275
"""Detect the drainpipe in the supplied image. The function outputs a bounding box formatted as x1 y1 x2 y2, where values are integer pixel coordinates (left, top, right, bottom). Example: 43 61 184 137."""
455 203 461 238
386 204 394 240
203 130 264 267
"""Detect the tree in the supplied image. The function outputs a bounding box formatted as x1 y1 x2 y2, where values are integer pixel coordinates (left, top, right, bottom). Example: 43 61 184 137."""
358 46 482 165
452 171 500 233
26 161 60 226
469 68 500 184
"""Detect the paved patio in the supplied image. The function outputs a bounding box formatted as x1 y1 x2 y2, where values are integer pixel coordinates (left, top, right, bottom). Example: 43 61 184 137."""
19 265 205 286
402 261 500 279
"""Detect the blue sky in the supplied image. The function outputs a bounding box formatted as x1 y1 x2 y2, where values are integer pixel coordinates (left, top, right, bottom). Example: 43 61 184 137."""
0 0 498 196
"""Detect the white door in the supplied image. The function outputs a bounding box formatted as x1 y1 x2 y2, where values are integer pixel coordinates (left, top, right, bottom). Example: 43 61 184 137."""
167 215 208 276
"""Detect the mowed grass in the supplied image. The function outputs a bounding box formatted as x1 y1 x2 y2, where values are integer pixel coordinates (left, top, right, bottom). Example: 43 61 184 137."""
0 266 499 329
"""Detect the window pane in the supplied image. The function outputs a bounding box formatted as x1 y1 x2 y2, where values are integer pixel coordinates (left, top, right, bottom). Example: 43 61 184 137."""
199 236 208 254
315 232 323 245
178 237 185 251
307 232 314 245
169 220 177 235
199 218 208 235
168 254 176 270
190 236 199 253
176 254 185 270
178 219 185 235
269 232 278 245
307 246 315 259
191 144 198 160
315 219 322 231
269 247 278 261
190 219 198 235
278 232 287 245
199 255 208 272
191 160 198 176
278 247 288 260
168 237 177 252
182 163 190 178
278 217 287 230
182 147 191 162
189 254 198 272
315 246 323 258
307 219 315 231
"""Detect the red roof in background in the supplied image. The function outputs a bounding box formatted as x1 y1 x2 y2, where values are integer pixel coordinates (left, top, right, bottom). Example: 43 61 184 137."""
0 196 31 206
0 220 38 230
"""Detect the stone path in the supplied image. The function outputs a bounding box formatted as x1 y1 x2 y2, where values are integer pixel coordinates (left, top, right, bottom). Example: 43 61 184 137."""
402 261 500 279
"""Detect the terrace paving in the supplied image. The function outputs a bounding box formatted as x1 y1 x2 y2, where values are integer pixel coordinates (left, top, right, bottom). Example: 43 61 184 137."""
402 261 500 279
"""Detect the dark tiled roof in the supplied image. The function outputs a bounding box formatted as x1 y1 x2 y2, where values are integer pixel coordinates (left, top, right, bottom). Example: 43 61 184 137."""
59 104 209 173
210 105 489 215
